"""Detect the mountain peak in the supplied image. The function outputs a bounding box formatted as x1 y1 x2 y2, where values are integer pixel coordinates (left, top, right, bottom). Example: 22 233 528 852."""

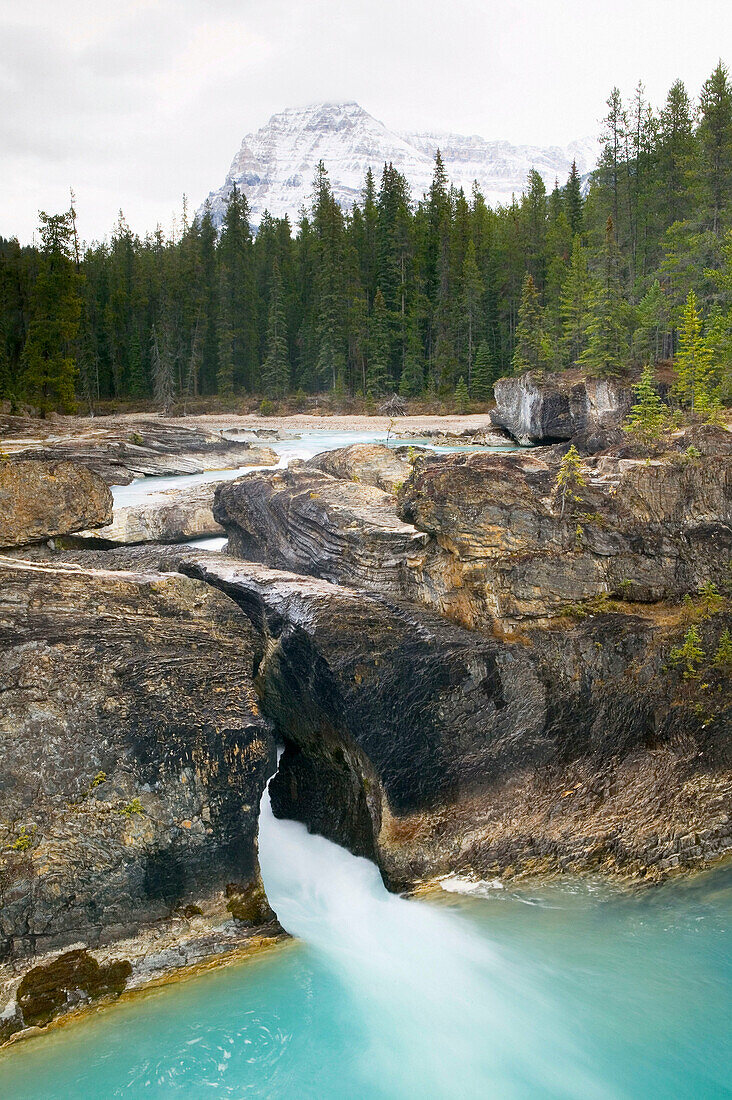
200 103 598 228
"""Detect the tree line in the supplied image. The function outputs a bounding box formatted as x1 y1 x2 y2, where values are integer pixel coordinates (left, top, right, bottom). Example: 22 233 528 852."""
1 62 732 415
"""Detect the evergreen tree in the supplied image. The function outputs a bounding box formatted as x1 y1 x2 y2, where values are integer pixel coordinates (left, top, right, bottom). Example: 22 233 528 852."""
564 160 584 236
512 273 548 374
674 290 716 412
624 364 669 441
560 235 593 365
471 341 497 401
712 628 732 671
399 312 425 398
367 288 390 396
633 279 670 364
454 375 469 412
658 79 696 226
581 217 629 377
554 444 587 516
698 61 732 234
261 259 289 397
150 322 175 413
669 625 705 678
22 211 81 414
216 270 235 397
461 240 484 389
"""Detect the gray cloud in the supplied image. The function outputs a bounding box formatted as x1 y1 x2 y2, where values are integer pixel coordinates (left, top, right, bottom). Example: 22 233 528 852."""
2 0 731 244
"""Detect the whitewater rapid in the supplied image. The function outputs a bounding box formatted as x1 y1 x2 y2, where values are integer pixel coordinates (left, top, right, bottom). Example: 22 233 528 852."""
257 771 612 1100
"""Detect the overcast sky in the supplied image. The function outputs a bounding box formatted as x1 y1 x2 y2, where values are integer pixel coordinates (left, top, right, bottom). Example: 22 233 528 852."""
3 0 731 245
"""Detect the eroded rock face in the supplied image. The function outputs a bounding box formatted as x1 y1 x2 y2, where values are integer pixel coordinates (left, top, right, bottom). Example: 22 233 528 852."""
214 445 732 626
214 465 430 597
491 372 634 444
0 555 276 1035
2 417 279 485
308 443 419 492
0 460 113 548
77 481 226 545
176 554 731 893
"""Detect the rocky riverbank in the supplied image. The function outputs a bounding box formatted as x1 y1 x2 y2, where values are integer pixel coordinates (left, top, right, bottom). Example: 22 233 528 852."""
1 388 730 1045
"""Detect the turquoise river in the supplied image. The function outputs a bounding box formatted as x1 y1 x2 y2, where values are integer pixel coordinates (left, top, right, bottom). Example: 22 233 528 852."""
1 781 730 1099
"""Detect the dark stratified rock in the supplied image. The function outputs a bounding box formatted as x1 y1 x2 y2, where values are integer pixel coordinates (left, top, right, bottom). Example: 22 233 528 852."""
0 555 276 1036
175 553 731 893
0 459 113 548
491 372 634 444
215 444 731 626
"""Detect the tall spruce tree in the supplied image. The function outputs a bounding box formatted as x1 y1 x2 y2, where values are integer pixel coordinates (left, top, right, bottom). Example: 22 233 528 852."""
367 288 390 396
512 273 548 374
22 211 81 414
674 290 716 412
261 259 289 397
581 217 629 377
698 61 732 234
560 235 593 366
471 340 496 401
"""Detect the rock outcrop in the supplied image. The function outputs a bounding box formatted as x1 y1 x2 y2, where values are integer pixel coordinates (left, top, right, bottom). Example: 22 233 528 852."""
0 556 278 1042
213 447 731 627
214 464 430 597
0 460 112 548
1 416 279 485
77 481 226 545
491 372 634 444
175 554 731 895
308 443 420 493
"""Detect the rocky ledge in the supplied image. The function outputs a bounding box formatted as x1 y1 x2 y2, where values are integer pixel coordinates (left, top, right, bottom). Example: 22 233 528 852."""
0 415 279 485
0 460 112 549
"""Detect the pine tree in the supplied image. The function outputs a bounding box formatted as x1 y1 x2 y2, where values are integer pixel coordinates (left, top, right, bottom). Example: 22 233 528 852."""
367 288 390 396
150 322 175 413
471 341 496 401
512 273 548 374
698 61 732 235
22 211 82 414
581 217 629 378
216 273 235 397
261 259 289 397
461 240 484 389
625 364 669 442
633 279 670 364
674 290 716 412
564 160 584 236
554 444 587 516
454 375 469 412
399 312 425 398
712 628 732 671
560 236 594 366
658 79 696 227
669 625 705 678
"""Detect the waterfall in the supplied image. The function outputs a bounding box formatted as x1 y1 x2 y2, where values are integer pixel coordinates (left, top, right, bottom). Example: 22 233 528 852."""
257 771 611 1100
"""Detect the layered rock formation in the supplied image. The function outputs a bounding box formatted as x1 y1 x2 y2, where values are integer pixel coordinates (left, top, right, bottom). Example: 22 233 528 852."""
0 460 112 548
491 372 634 445
0 557 278 1042
1 416 278 485
77 481 226 545
207 441 731 889
214 448 731 627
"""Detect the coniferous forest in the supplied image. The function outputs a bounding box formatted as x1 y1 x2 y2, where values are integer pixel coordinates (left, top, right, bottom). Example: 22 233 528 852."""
2 64 732 416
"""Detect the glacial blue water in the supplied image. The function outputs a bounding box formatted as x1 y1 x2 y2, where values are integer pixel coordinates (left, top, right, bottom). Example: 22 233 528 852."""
1 783 729 1099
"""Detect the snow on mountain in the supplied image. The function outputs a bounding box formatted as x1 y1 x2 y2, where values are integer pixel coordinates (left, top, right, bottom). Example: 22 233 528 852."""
200 101 599 229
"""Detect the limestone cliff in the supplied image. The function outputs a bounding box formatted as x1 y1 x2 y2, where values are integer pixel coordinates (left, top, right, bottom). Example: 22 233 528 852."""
491 372 634 444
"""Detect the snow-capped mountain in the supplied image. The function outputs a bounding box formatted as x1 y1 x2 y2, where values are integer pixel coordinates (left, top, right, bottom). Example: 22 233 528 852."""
200 101 598 229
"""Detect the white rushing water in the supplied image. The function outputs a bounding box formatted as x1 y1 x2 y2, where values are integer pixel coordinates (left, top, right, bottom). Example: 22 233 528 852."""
257 774 612 1100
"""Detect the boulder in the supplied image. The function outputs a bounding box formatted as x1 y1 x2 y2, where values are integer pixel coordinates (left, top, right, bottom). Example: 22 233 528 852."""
308 442 420 492
78 481 226 545
491 372 634 444
0 459 112 548
214 465 430 597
